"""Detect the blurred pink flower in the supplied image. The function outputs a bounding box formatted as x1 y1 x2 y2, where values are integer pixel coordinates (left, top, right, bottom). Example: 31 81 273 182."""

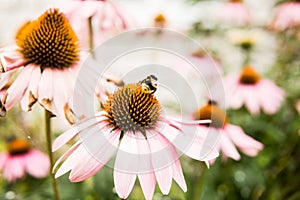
59 0 134 50
0 8 84 124
52 76 218 200
193 100 263 162
173 50 222 78
271 2 300 30
214 0 252 26
0 139 49 182
223 66 285 115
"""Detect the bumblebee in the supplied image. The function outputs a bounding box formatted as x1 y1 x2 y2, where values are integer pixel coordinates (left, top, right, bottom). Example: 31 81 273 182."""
138 75 157 94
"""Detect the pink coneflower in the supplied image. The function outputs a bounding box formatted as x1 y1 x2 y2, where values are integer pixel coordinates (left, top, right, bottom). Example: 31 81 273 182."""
214 0 252 26
0 139 50 182
223 66 285 115
193 100 263 162
271 2 300 31
52 75 219 200
59 0 134 49
174 50 222 78
0 8 82 124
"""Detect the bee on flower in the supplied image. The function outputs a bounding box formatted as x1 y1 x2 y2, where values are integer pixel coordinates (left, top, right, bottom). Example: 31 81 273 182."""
52 75 219 200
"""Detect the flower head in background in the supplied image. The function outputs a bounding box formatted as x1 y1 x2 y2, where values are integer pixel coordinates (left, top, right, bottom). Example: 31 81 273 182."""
214 0 252 27
59 0 134 50
193 100 263 162
0 139 49 182
223 66 285 115
52 75 218 200
271 2 300 31
172 49 222 80
226 28 260 51
0 8 83 124
125 0 196 32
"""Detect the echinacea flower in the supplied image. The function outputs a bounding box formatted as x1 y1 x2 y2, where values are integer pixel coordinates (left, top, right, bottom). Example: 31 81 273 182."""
126 0 196 31
193 100 263 162
0 8 82 124
177 50 222 78
52 75 219 200
0 139 49 182
223 66 285 115
271 2 300 31
213 0 252 27
58 0 134 50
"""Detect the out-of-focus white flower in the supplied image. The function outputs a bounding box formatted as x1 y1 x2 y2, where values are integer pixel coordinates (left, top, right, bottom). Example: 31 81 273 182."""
120 0 197 31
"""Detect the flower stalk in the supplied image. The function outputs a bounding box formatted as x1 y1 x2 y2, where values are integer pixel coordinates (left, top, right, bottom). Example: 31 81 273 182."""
45 109 60 200
191 162 206 200
88 16 95 58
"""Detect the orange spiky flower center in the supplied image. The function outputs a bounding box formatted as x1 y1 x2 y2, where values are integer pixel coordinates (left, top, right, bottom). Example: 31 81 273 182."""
154 13 167 28
16 8 79 71
8 139 31 156
239 66 261 85
103 76 161 135
193 101 228 128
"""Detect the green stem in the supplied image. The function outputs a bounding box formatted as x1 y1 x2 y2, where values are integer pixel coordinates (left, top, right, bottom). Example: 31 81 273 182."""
88 16 95 59
242 48 251 66
45 109 60 200
192 162 207 200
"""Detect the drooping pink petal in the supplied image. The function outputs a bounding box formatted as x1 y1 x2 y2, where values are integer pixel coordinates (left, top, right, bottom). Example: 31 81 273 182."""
24 150 50 178
114 170 137 199
258 80 285 114
4 66 33 110
138 173 156 200
147 131 173 195
25 65 41 98
3 156 25 182
0 70 16 89
226 82 244 109
53 141 81 172
160 120 219 161
243 85 261 115
69 127 119 182
52 114 107 152
0 153 8 170
38 68 54 108
134 135 156 200
169 150 187 192
51 69 73 118
0 50 26 71
224 124 263 156
219 132 241 161
114 132 139 198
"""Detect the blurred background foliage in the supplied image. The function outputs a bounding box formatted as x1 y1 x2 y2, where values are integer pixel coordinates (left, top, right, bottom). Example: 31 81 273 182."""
0 0 300 199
